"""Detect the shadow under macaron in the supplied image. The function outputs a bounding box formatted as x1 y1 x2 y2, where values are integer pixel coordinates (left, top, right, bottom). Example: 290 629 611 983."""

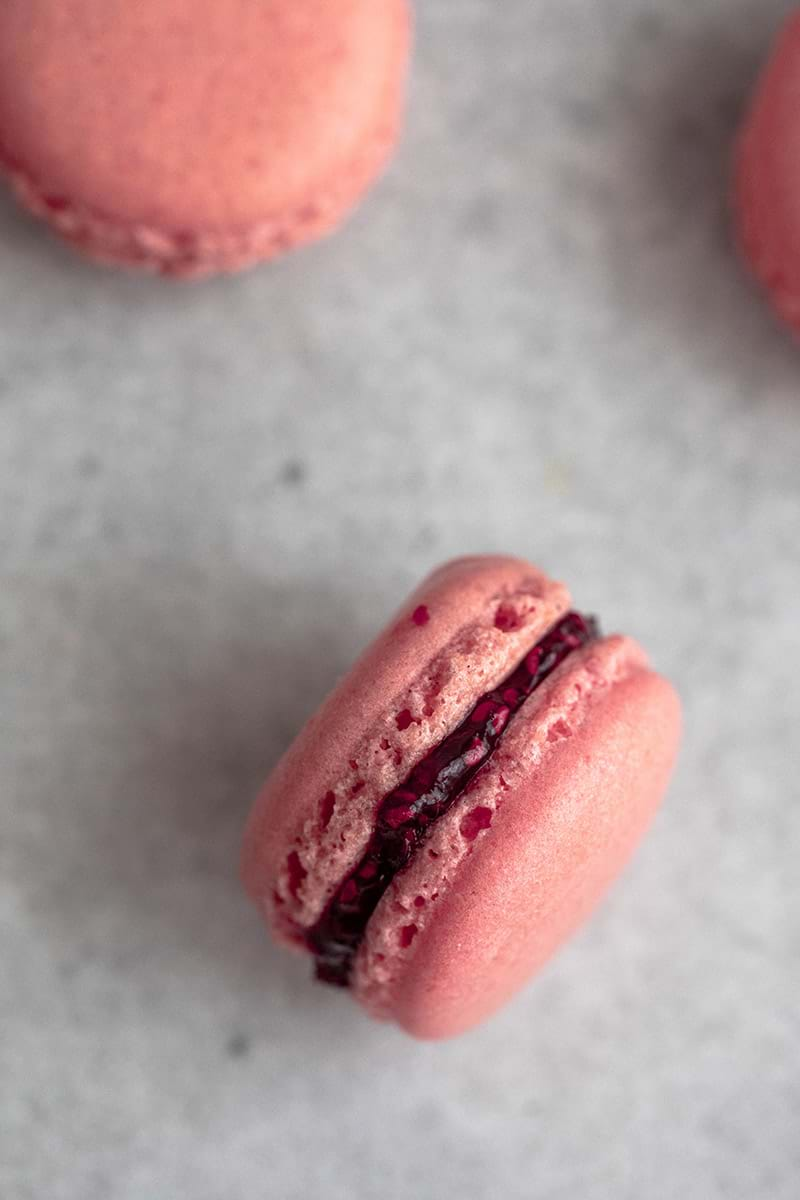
12 561 389 1051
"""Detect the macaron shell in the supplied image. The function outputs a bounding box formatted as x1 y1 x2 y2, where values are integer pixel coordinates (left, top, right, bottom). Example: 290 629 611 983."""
0 0 410 275
352 636 681 1039
241 556 570 942
735 12 800 332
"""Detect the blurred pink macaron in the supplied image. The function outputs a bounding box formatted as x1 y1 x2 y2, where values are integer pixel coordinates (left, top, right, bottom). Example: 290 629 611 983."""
0 0 410 277
736 11 800 333
242 556 682 1040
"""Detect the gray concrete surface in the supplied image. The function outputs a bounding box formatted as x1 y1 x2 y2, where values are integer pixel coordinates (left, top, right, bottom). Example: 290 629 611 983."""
2 2 799 1197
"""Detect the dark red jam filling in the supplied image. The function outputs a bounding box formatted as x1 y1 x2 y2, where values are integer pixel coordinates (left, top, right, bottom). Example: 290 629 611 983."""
307 611 599 987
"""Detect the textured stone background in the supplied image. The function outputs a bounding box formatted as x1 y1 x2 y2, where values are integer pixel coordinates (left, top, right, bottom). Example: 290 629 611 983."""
2 2 799 1197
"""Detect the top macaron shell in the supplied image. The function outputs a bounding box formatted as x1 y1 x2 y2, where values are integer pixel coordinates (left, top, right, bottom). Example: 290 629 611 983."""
736 12 800 331
242 557 571 943
0 0 410 275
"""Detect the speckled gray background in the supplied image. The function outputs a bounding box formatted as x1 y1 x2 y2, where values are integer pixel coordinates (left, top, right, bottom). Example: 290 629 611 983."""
2 2 799 1198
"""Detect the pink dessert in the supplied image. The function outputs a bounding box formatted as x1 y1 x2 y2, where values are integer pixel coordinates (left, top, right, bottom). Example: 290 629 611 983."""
0 0 410 277
242 556 682 1039
736 11 800 333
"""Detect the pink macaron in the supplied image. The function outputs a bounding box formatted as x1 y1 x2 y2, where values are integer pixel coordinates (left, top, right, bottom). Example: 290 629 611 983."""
736 11 800 334
242 556 681 1040
0 0 410 277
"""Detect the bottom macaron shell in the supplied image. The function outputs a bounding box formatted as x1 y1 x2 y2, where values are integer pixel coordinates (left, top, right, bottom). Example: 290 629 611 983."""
354 659 680 1039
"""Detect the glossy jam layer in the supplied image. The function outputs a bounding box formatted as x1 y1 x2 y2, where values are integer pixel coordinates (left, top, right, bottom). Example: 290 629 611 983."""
307 611 598 986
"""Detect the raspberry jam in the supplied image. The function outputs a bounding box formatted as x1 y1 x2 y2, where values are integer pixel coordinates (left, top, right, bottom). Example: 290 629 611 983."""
307 612 598 986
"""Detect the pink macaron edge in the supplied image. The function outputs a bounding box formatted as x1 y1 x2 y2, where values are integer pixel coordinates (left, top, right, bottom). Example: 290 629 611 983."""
0 115 400 277
735 11 800 332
